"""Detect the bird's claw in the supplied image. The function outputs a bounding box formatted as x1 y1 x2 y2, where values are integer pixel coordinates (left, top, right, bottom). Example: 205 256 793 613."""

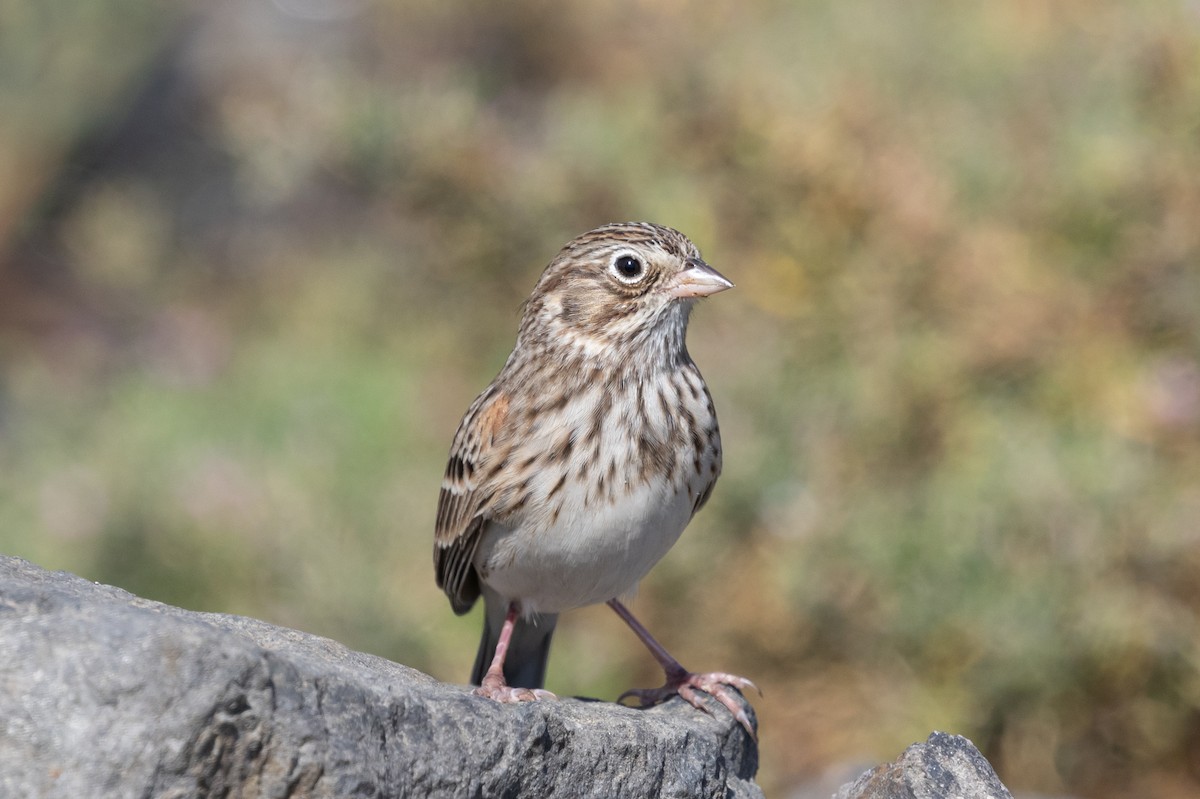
618 671 758 740
473 675 556 703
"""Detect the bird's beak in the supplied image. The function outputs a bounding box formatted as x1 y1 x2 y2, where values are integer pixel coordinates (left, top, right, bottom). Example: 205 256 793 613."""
668 259 734 299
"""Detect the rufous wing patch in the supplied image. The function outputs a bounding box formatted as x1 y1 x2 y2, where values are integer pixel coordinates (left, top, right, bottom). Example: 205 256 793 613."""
478 391 509 445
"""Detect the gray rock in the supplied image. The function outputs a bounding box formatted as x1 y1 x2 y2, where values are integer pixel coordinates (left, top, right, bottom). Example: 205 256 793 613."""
835 731 1013 799
0 556 761 798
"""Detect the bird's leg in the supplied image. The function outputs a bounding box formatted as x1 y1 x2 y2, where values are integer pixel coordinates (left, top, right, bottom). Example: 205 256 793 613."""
607 598 758 739
473 601 555 703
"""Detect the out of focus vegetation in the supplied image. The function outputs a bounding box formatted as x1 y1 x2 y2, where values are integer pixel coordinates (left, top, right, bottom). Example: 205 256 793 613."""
2 2 1199 796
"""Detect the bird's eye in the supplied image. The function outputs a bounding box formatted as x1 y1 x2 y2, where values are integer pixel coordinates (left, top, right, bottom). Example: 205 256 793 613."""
612 254 644 282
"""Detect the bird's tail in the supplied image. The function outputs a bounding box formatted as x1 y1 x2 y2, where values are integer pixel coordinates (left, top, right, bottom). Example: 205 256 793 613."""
471 593 558 689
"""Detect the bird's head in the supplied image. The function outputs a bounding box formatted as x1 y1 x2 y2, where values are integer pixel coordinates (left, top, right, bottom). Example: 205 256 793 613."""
519 222 732 361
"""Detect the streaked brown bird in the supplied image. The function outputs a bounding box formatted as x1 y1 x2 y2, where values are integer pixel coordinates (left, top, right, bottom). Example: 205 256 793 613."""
434 222 756 735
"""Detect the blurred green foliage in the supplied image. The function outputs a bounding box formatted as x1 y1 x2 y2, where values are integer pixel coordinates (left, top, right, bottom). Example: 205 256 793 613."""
2 1 1199 796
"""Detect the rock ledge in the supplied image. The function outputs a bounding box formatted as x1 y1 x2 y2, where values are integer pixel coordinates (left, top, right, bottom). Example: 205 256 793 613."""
0 556 760 798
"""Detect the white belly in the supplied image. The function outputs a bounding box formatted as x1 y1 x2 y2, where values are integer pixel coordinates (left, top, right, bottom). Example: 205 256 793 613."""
474 477 696 615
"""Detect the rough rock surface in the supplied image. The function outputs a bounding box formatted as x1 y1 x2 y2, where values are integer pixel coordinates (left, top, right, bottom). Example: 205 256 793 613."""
0 556 761 798
835 731 1013 799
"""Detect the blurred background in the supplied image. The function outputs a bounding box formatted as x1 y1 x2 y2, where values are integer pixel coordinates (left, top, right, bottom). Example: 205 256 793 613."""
2 1 1199 796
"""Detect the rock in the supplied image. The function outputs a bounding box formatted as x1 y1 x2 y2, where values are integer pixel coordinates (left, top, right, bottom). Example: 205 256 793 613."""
835 731 1013 799
0 556 761 798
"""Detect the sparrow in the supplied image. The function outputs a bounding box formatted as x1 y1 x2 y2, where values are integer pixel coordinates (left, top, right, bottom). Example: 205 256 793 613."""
435 222 756 736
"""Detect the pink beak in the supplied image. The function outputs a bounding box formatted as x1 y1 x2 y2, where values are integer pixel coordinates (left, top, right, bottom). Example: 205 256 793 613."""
668 259 734 299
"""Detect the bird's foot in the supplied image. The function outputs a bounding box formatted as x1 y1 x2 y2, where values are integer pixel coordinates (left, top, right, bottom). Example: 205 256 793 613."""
473 673 556 703
619 669 759 739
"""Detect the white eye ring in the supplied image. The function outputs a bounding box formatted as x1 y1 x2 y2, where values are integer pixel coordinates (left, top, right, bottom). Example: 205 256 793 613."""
610 253 645 283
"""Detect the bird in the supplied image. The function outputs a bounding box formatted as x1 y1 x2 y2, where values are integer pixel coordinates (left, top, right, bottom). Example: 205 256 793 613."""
434 222 756 736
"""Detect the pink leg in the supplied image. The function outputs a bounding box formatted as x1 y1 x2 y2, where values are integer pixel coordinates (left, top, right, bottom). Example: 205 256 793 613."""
473 602 555 703
608 599 758 739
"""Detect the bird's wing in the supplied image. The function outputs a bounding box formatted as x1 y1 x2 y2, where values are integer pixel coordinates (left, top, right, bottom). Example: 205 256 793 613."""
434 386 511 615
